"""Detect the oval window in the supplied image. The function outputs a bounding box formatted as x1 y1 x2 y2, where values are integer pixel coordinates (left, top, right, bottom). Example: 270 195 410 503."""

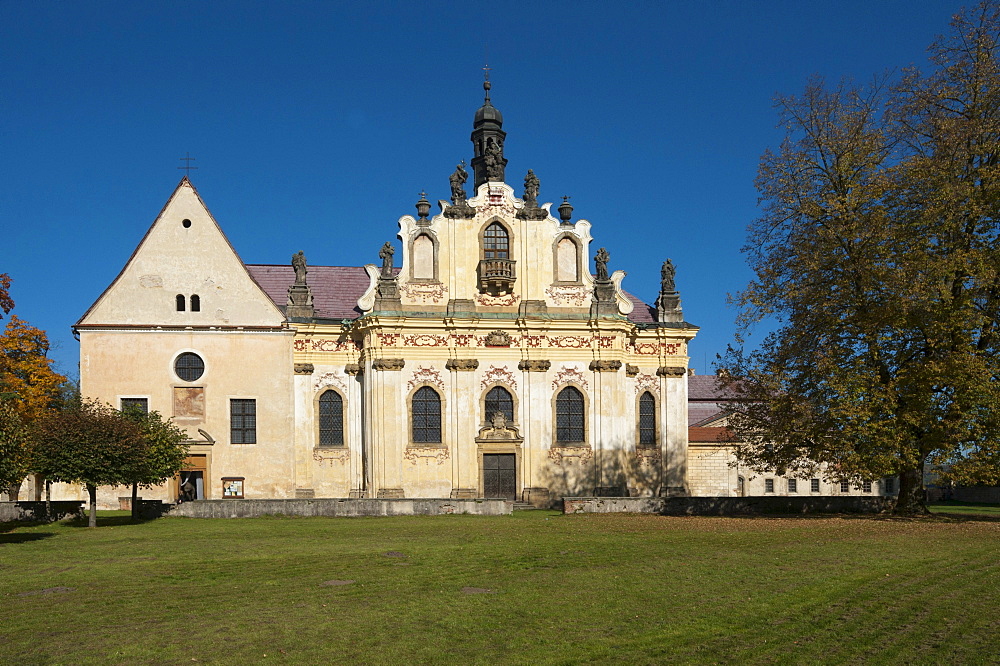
175 352 205 382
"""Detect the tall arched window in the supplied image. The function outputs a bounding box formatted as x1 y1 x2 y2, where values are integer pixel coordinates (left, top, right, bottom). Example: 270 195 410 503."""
485 386 514 423
483 222 509 259
176 294 186 311
190 294 201 312
318 390 344 447
639 392 656 446
412 386 442 443
556 386 585 443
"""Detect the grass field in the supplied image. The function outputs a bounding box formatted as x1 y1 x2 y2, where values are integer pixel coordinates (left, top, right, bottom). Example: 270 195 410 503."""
2 510 998 665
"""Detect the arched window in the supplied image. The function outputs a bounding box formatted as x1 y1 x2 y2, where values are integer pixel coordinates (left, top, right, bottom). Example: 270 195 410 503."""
412 386 442 443
556 386 585 443
318 390 344 447
190 294 201 312
639 392 656 446
483 222 509 259
485 386 514 424
176 294 186 311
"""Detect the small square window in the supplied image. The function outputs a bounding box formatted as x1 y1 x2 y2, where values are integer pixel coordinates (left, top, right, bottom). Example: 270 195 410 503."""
788 478 797 493
765 478 774 493
120 397 148 414
810 478 820 493
840 480 850 493
862 480 872 493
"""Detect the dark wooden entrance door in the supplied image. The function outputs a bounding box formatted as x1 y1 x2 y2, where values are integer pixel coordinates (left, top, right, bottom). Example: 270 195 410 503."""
483 454 516 500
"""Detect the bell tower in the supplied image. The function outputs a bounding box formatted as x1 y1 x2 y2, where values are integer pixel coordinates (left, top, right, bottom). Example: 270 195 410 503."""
470 73 507 190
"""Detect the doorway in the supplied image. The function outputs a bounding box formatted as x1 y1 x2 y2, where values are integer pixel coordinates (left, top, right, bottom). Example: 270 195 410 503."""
483 453 516 500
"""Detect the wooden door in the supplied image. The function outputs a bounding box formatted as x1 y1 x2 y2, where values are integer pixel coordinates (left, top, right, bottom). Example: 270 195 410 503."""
483 453 516 500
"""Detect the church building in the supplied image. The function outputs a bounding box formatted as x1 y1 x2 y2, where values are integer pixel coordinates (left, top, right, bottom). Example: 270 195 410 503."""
71 81 701 507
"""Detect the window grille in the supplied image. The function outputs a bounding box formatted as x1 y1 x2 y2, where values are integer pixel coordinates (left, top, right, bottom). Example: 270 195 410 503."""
810 478 820 493
318 390 344 447
230 399 256 444
840 480 850 493
484 386 514 424
788 478 797 493
862 480 872 493
120 397 148 414
765 478 774 493
174 352 205 382
556 386 585 443
412 386 442 443
638 392 656 445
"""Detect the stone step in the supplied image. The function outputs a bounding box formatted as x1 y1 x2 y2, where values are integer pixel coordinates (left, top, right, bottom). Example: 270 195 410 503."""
512 502 539 511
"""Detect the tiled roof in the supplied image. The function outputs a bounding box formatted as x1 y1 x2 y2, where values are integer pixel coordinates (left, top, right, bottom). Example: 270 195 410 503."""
246 263 662 323
688 374 736 400
247 265 374 320
688 426 737 443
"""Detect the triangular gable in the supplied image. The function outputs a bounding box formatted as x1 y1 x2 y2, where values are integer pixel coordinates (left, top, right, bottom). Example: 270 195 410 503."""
77 178 285 328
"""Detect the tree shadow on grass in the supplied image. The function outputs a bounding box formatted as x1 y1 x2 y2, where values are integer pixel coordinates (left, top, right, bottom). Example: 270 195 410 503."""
62 514 155 528
0 532 56 544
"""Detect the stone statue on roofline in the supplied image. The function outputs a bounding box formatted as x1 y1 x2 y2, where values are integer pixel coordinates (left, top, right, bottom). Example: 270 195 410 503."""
292 251 308 286
594 247 610 281
449 162 468 204
379 242 395 278
661 258 676 293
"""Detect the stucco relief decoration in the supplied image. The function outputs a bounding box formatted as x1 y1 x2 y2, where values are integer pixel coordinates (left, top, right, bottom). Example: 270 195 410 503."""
484 330 512 347
545 285 589 306
595 336 615 349
402 333 449 347
452 334 475 347
630 341 660 355
480 365 518 392
551 367 588 391
294 339 358 353
635 448 662 467
314 372 347 393
475 292 520 307
377 333 400 347
549 336 590 349
407 366 445 392
634 373 659 396
400 282 448 303
481 187 515 217
313 449 350 466
523 335 544 348
547 446 593 466
404 447 450 465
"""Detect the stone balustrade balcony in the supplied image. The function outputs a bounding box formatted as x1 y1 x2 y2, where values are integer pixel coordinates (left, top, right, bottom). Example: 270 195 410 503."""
478 258 517 294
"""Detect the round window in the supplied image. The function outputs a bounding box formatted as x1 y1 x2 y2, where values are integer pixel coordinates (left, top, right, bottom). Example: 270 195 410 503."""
175 352 205 381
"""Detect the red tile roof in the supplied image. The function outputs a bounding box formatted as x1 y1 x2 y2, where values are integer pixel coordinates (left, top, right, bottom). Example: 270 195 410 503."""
688 426 738 443
246 263 662 324
247 264 374 320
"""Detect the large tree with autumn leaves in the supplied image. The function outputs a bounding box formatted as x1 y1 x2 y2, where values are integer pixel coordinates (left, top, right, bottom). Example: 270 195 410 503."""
720 2 1000 514
0 274 67 497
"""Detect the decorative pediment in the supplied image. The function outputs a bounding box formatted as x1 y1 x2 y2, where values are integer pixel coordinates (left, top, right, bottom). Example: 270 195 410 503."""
476 411 523 443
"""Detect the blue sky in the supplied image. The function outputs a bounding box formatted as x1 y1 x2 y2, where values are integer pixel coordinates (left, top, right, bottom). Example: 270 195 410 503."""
2 0 966 381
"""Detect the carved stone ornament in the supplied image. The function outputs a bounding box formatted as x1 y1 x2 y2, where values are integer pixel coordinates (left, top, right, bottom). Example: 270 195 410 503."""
657 366 686 377
635 448 662 467
407 366 445 392
476 411 523 442
625 364 640 377
345 363 362 375
518 359 551 373
547 446 593 466
484 330 512 347
372 358 406 371
446 358 480 372
313 449 350 466
589 360 622 373
404 446 450 466
314 371 347 393
293 363 315 375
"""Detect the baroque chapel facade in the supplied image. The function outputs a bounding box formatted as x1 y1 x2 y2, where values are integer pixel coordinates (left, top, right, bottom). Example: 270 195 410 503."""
71 84 699 507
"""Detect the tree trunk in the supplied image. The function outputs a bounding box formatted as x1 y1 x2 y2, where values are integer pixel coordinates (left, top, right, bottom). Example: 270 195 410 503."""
87 484 97 528
131 483 139 520
45 479 51 517
893 465 929 515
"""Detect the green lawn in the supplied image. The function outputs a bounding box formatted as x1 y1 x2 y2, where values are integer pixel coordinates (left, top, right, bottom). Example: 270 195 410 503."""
2 511 998 665
928 501 1000 516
